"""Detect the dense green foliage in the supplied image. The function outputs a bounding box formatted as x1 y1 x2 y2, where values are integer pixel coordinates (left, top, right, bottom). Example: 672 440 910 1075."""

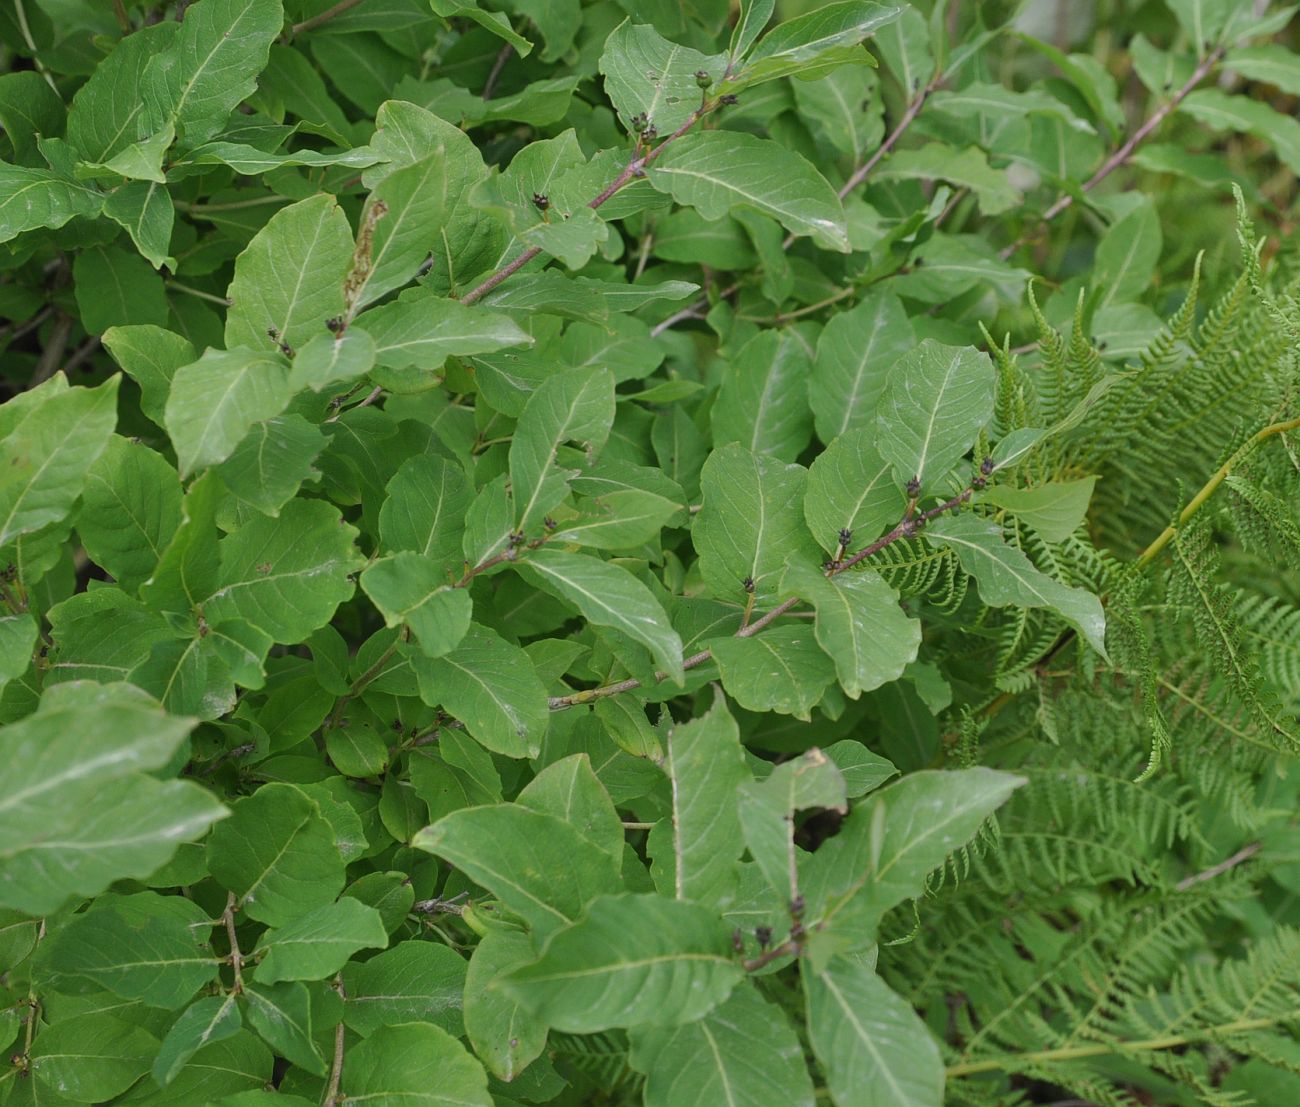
2 1 1300 1104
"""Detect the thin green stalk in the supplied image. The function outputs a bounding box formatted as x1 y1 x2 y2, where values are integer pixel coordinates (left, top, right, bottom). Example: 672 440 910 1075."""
947 1010 1300 1077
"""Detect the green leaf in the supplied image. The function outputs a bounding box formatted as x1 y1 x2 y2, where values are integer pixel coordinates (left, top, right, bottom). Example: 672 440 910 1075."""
351 152 469 309
1226 44 1300 96
517 753 624 864
214 414 326 517
29 1013 158 1103
65 22 176 162
804 957 943 1107
709 625 837 721
931 82 1091 130
363 291 533 383
463 928 548 1081
823 741 898 796
253 899 388 983
1179 89 1300 174
782 560 920 698
78 436 183 591
712 329 814 462
694 443 821 603
811 292 914 443
242 980 325 1076
413 803 621 937
598 22 726 135
0 377 119 548
365 100 497 295
164 347 293 477
925 513 1108 657
224 194 355 354
143 0 285 147
0 682 223 915
0 163 100 244
804 429 906 555
380 455 472 570
630 984 816 1107
738 749 846 902
288 330 377 394
0 612 36 689
152 995 242 1086
980 477 1097 542
73 243 169 332
102 325 195 429
509 366 616 533
104 180 175 269
551 485 684 549
206 782 346 926
875 340 995 492
501 893 744 1032
805 768 1023 938
413 623 549 757
729 0 775 59
646 697 749 909
43 892 221 1009
340 1022 492 1107
361 554 471 658
203 498 362 644
873 143 1019 214
516 549 684 684
647 132 849 251
1094 200 1161 309
734 1 902 89
342 940 468 1037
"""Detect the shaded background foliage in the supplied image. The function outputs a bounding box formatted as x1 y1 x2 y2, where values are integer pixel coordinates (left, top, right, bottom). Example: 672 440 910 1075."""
2 1 1300 1106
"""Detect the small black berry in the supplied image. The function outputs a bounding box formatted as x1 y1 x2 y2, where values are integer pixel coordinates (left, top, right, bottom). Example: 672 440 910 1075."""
719 93 738 106
906 476 922 497
532 193 550 211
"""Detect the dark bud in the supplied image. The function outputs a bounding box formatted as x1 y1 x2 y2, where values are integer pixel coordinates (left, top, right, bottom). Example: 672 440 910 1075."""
742 576 755 594
911 514 927 531
972 474 987 491
837 527 853 549
694 69 712 88
532 192 550 211
790 894 806 920
719 93 739 106
326 316 345 334
755 925 773 949
913 256 925 268
731 928 745 954
543 516 557 531
507 531 525 548
643 122 658 141
905 476 922 498
980 456 995 476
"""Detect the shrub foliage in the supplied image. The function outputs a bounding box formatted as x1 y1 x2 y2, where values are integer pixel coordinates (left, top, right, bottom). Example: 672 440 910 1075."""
2 1 1300 1105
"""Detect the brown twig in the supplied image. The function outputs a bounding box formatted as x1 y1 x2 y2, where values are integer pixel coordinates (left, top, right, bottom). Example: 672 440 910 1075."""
28 312 73 389
460 107 712 307
323 976 347 1106
742 939 799 972
1175 842 1261 891
482 42 513 100
652 75 941 337
221 892 244 994
1000 43 1226 259
291 0 364 36
547 486 976 710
